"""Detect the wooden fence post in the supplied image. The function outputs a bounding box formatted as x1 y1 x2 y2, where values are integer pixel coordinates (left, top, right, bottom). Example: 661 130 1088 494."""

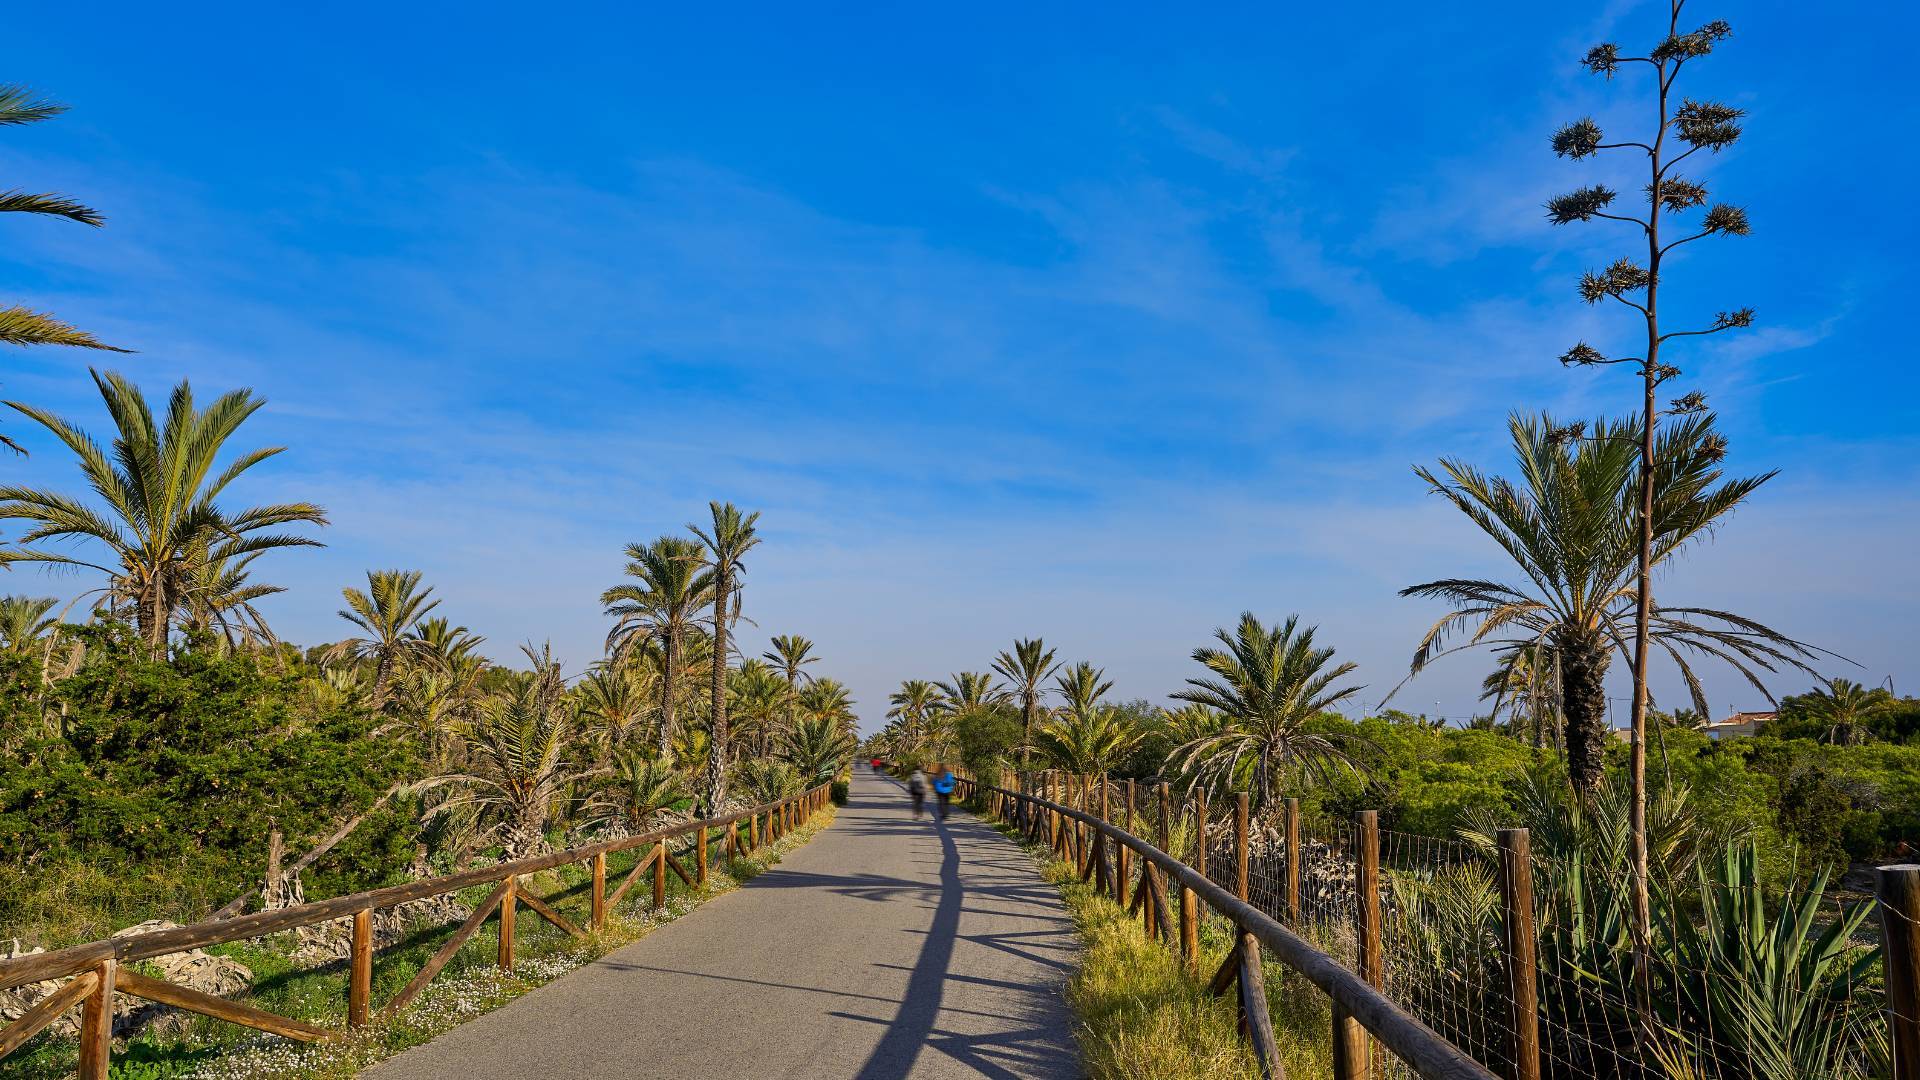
591 851 607 930
1285 797 1302 924
1170 787 1196 971
1118 779 1135 909
349 907 373 1027
1332 1001 1366 1080
652 840 668 910
1498 829 1541 1080
77 958 114 1080
1881 863 1920 1080
1235 793 1251 904
497 876 516 970
751 811 760 850
1356 810 1383 1077
696 825 709 888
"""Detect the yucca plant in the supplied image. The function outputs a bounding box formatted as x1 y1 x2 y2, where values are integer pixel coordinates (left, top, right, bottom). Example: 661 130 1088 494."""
1660 842 1880 1080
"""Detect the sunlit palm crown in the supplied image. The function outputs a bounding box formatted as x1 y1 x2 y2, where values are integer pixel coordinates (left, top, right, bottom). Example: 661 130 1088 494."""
0 371 327 649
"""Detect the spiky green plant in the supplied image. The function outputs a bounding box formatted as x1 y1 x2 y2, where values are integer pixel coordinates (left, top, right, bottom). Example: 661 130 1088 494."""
434 683 578 860
1661 842 1880 1080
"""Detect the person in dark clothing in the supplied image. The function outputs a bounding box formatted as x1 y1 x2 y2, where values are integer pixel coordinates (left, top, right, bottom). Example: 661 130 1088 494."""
907 768 928 818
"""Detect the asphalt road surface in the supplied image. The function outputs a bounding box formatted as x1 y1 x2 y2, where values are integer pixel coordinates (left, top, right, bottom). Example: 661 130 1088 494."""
367 765 1080 1079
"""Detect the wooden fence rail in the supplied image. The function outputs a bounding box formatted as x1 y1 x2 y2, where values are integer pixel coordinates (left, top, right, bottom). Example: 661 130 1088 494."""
0 783 834 1079
953 771 1497 1080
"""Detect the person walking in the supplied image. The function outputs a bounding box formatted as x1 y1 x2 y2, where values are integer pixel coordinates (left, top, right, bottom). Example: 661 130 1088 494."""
907 767 928 819
932 766 956 821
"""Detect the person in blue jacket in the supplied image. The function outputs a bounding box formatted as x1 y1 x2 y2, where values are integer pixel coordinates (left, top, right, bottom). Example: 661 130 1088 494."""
931 765 957 820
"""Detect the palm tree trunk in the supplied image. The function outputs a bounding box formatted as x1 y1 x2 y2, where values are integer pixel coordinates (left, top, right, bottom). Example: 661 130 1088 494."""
372 651 395 710
1558 632 1610 792
705 572 730 810
660 631 679 758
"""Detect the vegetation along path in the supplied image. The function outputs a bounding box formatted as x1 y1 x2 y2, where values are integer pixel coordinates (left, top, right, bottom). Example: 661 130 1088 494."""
367 766 1080 1079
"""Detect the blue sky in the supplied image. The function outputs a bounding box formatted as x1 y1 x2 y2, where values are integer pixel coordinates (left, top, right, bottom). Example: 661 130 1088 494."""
3 1 1915 734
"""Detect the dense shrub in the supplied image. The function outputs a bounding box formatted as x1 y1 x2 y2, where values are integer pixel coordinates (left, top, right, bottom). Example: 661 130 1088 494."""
0 625 420 942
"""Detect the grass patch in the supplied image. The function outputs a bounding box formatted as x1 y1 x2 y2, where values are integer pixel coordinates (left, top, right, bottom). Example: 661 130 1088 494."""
0 807 835 1080
983 806 1335 1079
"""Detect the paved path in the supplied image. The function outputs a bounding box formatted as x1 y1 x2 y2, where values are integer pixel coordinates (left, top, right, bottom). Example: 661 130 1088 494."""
367 766 1080 1079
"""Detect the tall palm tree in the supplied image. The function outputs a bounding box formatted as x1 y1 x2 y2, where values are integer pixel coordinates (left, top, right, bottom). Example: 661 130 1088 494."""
1170 612 1362 812
0 85 127 378
0 595 57 653
763 633 819 738
691 502 761 809
602 535 713 757
1051 661 1113 716
992 638 1061 770
1400 412 1819 791
331 569 440 708
0 372 327 653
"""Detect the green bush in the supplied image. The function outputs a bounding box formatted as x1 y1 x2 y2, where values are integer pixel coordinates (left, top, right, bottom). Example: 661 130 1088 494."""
830 779 850 805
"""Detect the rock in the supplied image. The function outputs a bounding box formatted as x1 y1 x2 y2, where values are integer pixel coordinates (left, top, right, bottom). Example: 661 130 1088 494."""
0 924 253 1041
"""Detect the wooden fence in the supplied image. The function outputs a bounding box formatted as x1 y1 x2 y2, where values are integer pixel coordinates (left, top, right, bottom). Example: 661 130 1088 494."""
954 771 1502 1080
956 769 1920 1080
0 782 833 1078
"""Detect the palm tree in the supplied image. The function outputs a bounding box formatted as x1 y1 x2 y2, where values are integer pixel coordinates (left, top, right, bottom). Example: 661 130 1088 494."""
1793 677 1893 747
1051 661 1113 716
763 634 819 738
331 569 440 708
0 372 327 653
434 681 578 860
992 638 1061 770
1400 412 1820 791
1479 645 1561 750
1030 704 1147 778
728 659 786 756
1170 612 1362 812
798 678 858 739
780 714 857 785
887 679 950 759
936 671 1007 728
0 85 127 379
603 750 688 830
602 535 713 757
0 595 58 653
408 617 487 675
578 666 650 756
176 551 283 652
691 502 761 809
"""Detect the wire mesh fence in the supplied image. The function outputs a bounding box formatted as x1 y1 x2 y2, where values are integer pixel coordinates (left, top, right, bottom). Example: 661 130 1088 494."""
1035 771 1911 1080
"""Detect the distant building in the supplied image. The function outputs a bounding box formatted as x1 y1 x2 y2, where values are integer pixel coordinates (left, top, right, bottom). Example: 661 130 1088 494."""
1609 710 1777 742
1702 711 1775 740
